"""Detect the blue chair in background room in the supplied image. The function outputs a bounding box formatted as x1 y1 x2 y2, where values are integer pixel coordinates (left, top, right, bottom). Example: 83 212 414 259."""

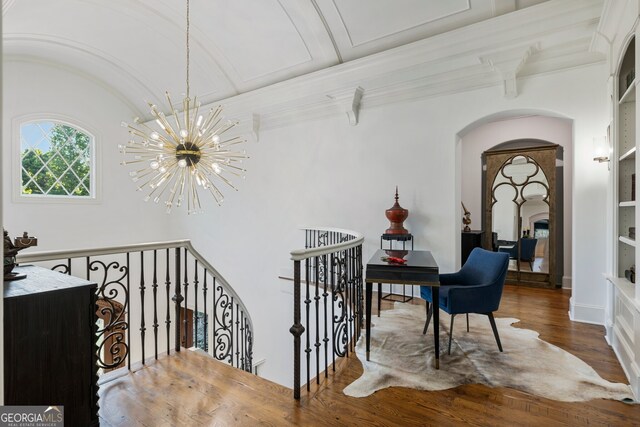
421 248 510 354
499 237 537 270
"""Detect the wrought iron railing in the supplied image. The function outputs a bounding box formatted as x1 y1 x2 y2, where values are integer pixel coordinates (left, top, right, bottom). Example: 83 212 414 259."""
289 227 364 400
17 240 253 374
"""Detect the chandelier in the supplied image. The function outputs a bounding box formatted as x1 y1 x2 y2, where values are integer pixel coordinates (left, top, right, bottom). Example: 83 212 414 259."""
120 0 246 214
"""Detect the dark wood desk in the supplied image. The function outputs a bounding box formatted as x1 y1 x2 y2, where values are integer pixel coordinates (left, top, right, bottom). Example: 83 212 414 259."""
365 249 441 368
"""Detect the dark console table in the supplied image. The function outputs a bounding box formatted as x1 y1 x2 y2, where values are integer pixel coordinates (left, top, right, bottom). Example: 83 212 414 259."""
365 250 441 368
3 265 99 426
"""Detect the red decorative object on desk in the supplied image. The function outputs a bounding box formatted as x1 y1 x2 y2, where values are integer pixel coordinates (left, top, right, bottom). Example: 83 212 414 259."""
381 256 407 265
385 186 409 235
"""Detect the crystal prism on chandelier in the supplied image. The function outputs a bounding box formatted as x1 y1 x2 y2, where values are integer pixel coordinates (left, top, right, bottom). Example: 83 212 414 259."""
119 0 247 214
120 97 247 214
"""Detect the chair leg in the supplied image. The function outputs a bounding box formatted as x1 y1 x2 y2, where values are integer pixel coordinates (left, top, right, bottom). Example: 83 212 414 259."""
448 314 455 355
466 313 469 332
423 302 432 334
487 312 503 352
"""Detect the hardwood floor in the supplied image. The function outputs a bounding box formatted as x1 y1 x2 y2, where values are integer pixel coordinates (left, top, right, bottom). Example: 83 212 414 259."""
99 285 640 426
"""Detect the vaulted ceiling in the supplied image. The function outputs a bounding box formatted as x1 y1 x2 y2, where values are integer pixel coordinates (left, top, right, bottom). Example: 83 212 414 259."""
4 1 561 114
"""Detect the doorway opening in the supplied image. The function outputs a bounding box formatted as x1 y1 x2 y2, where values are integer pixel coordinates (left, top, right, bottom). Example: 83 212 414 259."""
457 112 572 289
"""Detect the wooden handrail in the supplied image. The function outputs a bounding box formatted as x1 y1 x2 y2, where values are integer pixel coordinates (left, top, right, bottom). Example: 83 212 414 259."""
290 227 364 261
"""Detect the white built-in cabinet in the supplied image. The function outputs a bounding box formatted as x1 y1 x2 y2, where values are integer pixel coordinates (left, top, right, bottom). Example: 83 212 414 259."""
607 31 640 400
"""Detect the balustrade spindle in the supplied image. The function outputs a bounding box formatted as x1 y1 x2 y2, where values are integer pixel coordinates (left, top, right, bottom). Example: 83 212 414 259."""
347 249 352 355
314 256 320 384
290 260 303 400
304 258 311 391
322 254 329 377
152 250 159 360
334 253 342 359
140 252 146 364
240 311 245 370
330 253 336 370
173 248 182 352
194 259 199 350
183 248 189 348
245 317 251 371
203 271 208 352
350 248 356 351
212 276 217 356
165 248 171 356
230 296 235 366
358 246 364 334
236 302 240 367
126 253 131 370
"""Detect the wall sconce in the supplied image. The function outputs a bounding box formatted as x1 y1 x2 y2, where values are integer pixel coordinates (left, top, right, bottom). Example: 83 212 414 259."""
593 136 610 163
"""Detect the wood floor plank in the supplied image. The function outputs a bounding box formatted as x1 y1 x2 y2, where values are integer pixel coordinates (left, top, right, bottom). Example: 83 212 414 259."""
99 285 640 426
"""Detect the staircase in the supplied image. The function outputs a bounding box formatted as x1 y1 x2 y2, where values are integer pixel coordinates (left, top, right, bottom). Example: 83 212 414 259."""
17 240 253 373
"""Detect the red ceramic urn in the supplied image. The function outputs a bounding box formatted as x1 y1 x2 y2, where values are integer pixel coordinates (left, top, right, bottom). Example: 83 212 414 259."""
385 187 409 235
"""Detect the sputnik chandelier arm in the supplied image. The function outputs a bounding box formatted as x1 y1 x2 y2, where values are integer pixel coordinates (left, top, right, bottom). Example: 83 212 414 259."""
119 0 247 214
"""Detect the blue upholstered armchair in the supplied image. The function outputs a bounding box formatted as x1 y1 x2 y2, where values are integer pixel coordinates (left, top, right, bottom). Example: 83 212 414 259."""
421 248 509 354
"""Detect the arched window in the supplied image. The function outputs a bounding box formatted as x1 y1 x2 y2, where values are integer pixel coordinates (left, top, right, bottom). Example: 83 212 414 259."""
19 120 95 198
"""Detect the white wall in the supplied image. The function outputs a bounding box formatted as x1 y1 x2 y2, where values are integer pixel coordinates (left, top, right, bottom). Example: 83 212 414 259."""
1 58 610 390
167 63 610 386
2 60 179 250
460 115 573 286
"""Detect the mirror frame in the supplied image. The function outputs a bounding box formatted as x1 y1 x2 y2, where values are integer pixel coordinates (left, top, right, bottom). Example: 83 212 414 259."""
483 145 559 288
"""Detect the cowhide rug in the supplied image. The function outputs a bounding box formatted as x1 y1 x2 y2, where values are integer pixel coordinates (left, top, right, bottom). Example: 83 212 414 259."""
343 303 635 402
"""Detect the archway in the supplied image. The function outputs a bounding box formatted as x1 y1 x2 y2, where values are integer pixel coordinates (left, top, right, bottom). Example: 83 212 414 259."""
455 111 573 288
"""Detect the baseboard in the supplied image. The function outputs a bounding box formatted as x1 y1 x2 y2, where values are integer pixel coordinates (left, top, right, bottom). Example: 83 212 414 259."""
610 330 640 400
562 276 572 289
252 357 266 376
568 297 604 325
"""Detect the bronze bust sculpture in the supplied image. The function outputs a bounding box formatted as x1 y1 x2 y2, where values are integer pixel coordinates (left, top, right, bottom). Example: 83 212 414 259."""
4 229 38 280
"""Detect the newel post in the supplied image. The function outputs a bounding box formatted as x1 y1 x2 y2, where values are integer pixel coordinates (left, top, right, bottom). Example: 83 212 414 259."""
172 247 184 351
289 260 305 400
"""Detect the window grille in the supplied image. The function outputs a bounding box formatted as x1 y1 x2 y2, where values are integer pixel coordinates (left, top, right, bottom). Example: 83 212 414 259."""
20 121 94 198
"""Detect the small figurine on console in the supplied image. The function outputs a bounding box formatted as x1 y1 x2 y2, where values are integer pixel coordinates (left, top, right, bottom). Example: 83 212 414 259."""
461 202 472 232
3 229 38 281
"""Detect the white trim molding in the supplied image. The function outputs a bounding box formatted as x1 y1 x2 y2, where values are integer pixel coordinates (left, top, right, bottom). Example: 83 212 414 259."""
569 297 605 325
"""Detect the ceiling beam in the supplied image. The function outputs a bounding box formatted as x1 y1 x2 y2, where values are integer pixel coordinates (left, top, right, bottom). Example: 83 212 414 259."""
309 0 343 64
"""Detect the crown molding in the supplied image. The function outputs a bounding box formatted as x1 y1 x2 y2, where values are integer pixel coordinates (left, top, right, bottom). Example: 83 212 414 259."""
126 0 606 132
192 0 604 130
589 0 629 57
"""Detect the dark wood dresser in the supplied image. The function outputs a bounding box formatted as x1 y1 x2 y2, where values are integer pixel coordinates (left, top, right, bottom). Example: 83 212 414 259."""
461 230 484 266
3 265 99 426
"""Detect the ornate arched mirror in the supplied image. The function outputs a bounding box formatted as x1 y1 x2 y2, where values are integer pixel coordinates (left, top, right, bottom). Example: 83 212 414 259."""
483 144 561 288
